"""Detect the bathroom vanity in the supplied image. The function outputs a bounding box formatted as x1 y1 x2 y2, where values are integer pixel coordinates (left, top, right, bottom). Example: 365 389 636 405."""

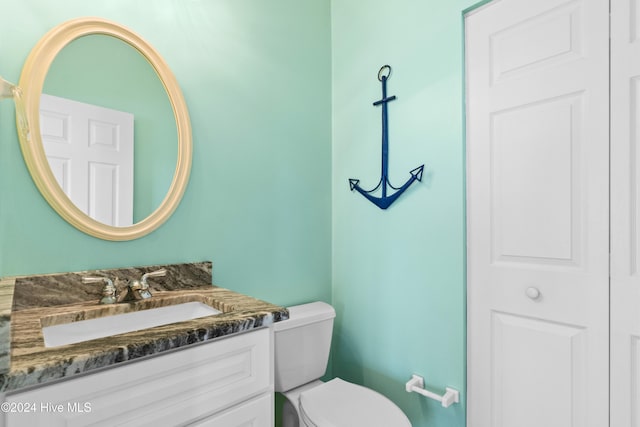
5 329 272 426
0 262 287 427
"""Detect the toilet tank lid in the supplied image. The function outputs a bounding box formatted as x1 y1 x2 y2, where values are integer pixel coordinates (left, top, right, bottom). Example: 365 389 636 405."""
274 301 335 331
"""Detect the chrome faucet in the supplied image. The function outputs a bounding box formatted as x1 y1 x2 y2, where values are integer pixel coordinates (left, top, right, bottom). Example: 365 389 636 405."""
123 269 167 301
83 268 167 304
83 276 118 305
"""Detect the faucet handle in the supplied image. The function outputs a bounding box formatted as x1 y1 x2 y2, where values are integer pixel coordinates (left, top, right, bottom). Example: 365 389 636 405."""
127 269 166 300
82 276 112 285
83 276 117 304
141 269 167 287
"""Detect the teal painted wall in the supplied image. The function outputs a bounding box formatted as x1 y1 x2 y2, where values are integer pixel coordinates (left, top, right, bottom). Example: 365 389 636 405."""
0 0 332 308
331 1 477 426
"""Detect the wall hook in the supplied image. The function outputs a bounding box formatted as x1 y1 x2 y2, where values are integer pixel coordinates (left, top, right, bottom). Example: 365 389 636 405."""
0 75 30 142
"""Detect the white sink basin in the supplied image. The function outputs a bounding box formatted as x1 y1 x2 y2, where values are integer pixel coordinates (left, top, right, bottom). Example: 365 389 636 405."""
42 302 221 347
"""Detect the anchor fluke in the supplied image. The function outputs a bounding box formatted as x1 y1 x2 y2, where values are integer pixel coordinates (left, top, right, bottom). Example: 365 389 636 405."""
410 165 424 182
349 179 360 191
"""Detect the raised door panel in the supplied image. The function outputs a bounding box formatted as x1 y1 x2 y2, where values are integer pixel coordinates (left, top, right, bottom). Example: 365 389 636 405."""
88 162 118 226
489 0 583 84
188 394 272 427
633 337 640 426
491 313 587 427
39 110 72 197
491 94 580 265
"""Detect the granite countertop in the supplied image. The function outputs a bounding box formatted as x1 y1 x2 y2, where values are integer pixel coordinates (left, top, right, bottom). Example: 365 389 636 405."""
0 262 288 393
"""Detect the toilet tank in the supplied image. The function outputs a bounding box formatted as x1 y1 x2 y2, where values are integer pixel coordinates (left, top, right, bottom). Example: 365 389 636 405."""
273 301 335 393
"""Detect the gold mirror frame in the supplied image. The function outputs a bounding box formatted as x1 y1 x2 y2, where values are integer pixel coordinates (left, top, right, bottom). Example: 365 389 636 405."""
17 17 192 241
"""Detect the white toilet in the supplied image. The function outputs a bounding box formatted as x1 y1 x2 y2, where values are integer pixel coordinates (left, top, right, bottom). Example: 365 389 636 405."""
274 301 411 427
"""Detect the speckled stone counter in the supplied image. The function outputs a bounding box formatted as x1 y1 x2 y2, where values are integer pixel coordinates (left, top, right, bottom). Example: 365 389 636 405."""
0 262 288 392
0 279 15 376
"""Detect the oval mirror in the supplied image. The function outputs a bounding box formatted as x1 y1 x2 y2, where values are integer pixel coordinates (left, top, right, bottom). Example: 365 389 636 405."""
17 17 192 241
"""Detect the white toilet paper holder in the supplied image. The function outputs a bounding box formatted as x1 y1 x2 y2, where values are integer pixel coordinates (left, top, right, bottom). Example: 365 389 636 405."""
405 374 460 408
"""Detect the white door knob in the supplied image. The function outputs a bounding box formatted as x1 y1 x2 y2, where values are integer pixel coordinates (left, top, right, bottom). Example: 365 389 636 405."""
526 287 541 300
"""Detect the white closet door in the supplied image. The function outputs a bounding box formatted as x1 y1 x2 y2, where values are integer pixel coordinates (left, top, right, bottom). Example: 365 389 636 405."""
466 0 609 426
611 1 640 425
40 94 134 227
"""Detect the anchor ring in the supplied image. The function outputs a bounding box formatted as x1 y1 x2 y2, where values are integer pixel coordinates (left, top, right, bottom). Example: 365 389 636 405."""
378 65 392 81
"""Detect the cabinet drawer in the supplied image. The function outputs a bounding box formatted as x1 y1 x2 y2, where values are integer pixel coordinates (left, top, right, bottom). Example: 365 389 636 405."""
188 393 272 427
5 328 272 426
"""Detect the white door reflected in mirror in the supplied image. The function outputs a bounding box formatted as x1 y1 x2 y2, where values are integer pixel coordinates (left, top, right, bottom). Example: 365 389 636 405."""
40 94 134 226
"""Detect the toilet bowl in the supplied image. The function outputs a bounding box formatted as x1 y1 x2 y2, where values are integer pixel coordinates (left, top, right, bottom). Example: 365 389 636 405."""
274 302 411 427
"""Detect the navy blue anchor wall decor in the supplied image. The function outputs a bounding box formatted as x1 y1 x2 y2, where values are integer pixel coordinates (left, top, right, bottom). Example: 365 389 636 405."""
349 65 424 210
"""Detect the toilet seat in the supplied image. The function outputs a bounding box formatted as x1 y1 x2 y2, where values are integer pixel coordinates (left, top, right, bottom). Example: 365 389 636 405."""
298 378 411 427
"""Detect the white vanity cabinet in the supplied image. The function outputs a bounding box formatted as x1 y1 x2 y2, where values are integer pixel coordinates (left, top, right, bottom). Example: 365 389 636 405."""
2 327 273 427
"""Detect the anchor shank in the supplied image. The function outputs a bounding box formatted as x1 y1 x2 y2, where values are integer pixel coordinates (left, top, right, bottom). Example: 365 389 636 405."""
379 76 393 198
